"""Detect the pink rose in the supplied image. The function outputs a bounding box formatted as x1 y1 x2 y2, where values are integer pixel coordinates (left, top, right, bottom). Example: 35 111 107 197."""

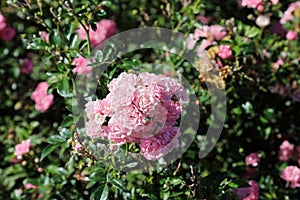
74 143 82 151
72 55 93 77
198 39 216 51
270 0 279 5
14 139 31 159
25 183 38 189
140 126 180 160
40 31 49 42
108 72 137 109
286 31 298 40
272 57 284 71
280 2 300 24
245 153 260 167
77 19 117 47
31 82 54 113
197 15 212 24
189 25 227 50
85 119 105 138
209 25 227 41
257 4 264 12
0 12 6 31
84 72 188 160
241 0 262 8
232 180 259 200
217 45 232 59
278 140 294 161
20 58 34 74
0 26 16 41
132 86 157 114
280 166 300 188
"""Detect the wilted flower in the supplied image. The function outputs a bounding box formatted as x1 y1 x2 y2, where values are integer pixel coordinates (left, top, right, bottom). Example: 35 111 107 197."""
0 26 16 41
20 58 34 74
255 15 270 27
269 82 290 97
292 88 300 102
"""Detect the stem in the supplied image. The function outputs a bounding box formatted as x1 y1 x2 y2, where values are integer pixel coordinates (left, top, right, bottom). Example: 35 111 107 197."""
66 0 91 54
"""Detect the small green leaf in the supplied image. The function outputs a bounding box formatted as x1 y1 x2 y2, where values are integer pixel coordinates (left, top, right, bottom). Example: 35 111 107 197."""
57 77 71 97
41 144 59 161
100 184 109 200
47 135 66 144
29 38 48 50
89 172 106 182
59 128 73 138
170 178 182 186
49 30 62 45
111 178 125 190
228 181 239 188
245 27 261 38
61 116 75 128
68 33 78 48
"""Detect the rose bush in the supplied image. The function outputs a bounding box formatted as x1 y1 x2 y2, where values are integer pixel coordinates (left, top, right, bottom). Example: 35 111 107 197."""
0 0 300 199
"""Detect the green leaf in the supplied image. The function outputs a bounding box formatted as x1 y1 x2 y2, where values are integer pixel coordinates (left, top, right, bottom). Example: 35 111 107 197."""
68 33 78 48
57 64 65 72
100 1 113 7
245 27 260 38
47 135 66 144
89 172 106 182
49 30 62 46
29 38 48 50
56 167 68 177
100 184 109 200
41 144 59 161
228 181 239 188
110 178 126 190
61 116 75 128
57 77 71 97
264 127 271 140
170 178 182 186
59 128 73 138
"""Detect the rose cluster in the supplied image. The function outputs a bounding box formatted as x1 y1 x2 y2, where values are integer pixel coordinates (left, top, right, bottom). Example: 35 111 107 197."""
278 140 300 188
85 72 189 160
